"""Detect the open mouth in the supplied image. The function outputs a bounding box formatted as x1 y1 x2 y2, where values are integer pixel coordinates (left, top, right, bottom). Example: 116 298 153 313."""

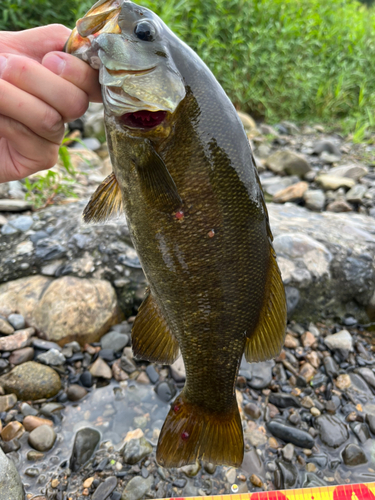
120 110 167 129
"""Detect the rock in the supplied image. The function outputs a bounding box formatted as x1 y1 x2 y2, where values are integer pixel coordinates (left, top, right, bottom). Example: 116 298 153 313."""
282 443 295 461
23 416 53 432
112 359 129 382
326 200 353 213
266 150 311 177
121 476 153 500
284 333 300 349
273 182 309 203
350 373 372 395
0 362 61 400
239 359 274 389
36 348 66 366
33 276 122 346
145 365 159 384
89 357 112 379
244 402 261 419
301 331 316 348
346 184 367 203
324 330 353 351
260 175 300 197
278 459 298 488
70 428 101 472
0 327 34 351
356 367 375 389
313 140 341 157
67 384 88 401
7 314 25 331
267 421 314 448
237 111 257 132
20 402 38 417
0 318 14 335
8 347 34 365
0 447 24 499
170 356 186 382
351 422 370 443
299 362 316 382
303 189 326 211
28 424 56 451
0 199 32 211
342 443 367 466
315 175 355 190
323 356 339 378
0 394 17 412
268 393 301 409
315 415 349 448
241 448 265 477
156 381 177 402
250 474 263 488
101 331 129 351
329 164 368 181
122 436 153 464
92 476 117 500
1 422 24 442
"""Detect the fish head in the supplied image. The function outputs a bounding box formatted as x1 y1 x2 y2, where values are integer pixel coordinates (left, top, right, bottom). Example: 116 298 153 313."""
65 0 186 135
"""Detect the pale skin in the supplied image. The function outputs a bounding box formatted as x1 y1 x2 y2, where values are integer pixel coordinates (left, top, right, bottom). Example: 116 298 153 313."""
0 24 102 183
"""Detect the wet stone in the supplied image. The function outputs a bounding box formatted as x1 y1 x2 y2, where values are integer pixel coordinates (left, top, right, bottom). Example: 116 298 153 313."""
7 314 25 331
245 360 274 389
156 380 177 402
32 339 62 351
324 330 353 351
267 420 315 448
89 357 112 379
350 373 372 395
323 356 339 378
356 367 375 389
170 356 186 382
0 447 24 498
269 392 301 409
1 421 24 442
315 415 349 448
27 450 44 461
8 347 34 365
0 327 34 351
342 443 367 466
146 364 159 384
350 422 370 443
0 394 17 412
99 348 115 362
121 475 153 500
244 402 261 419
67 384 88 401
92 476 117 500
282 443 295 462
20 402 38 416
80 371 93 388
0 359 9 375
278 459 298 488
23 416 53 432
37 348 66 366
366 414 375 434
101 331 129 351
28 424 56 451
123 436 153 465
0 318 14 335
70 427 101 472
0 438 21 454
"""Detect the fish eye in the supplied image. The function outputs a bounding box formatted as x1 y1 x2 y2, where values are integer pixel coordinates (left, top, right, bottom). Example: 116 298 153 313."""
134 21 156 42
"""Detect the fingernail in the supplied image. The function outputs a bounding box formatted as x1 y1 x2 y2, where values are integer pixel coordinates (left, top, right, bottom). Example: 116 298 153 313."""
0 56 7 78
43 54 66 75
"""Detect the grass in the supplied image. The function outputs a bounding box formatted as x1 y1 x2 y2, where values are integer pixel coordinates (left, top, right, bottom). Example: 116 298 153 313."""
2 0 375 134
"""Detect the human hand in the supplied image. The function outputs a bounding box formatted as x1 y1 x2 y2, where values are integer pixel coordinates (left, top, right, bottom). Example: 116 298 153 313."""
0 24 102 183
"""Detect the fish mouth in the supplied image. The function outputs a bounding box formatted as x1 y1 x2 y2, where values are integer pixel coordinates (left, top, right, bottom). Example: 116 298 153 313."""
120 110 167 129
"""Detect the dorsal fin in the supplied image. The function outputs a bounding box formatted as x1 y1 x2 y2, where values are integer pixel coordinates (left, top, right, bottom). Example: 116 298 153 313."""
82 172 123 224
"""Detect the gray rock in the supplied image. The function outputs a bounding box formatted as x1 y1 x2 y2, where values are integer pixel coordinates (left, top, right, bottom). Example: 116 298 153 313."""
20 402 38 417
244 402 261 419
0 199 32 212
323 356 339 378
282 443 295 462
67 384 88 402
266 150 311 177
9 216 33 232
346 184 368 203
278 459 298 488
320 152 341 164
313 140 341 157
241 448 265 477
70 427 101 472
92 476 117 500
239 358 274 389
0 394 17 412
123 436 153 464
0 447 24 499
100 331 129 351
37 348 66 366
315 415 349 448
342 443 367 466
324 330 353 351
350 373 372 395
28 425 56 452
1 224 18 236
0 317 14 335
356 367 375 389
7 314 25 331
267 420 315 448
350 422 370 443
303 189 326 211
170 356 186 382
121 475 153 500
260 175 300 196
329 164 368 181
73 137 101 151
269 393 301 409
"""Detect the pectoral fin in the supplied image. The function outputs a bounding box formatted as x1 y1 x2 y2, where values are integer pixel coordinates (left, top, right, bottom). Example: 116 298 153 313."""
132 292 180 364
245 248 287 362
136 145 182 213
82 172 123 223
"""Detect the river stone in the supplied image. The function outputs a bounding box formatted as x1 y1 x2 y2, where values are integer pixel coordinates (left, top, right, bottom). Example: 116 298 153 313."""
67 384 88 402
329 164 368 181
121 475 153 500
89 357 112 379
170 356 186 382
36 349 66 366
33 276 122 346
0 394 17 412
324 330 353 351
0 362 61 400
313 140 341 157
342 443 367 466
100 331 129 351
239 359 274 389
0 447 24 499
7 314 25 331
237 111 257 132
273 181 309 203
0 318 14 335
241 448 265 478
92 476 117 500
346 184 368 203
123 436 153 464
265 150 311 177
303 189 326 211
356 367 375 389
28 425 56 451
260 175 300 197
0 327 35 351
278 459 298 488
315 415 349 448
70 428 101 472
269 393 301 409
267 421 314 448
315 175 355 190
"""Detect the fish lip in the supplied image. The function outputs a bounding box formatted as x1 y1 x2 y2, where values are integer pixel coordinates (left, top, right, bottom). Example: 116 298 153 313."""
118 110 168 130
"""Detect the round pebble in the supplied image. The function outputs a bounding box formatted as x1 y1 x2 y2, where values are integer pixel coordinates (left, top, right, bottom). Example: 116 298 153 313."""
28 425 56 452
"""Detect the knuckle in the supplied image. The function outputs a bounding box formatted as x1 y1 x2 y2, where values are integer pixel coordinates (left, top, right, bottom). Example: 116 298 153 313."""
65 91 89 121
41 106 64 136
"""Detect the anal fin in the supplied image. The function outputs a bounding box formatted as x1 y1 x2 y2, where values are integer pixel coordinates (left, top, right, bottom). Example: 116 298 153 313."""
156 393 244 468
82 172 123 224
245 248 287 362
132 292 180 364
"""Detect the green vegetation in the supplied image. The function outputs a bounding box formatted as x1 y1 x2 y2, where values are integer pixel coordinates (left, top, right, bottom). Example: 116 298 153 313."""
2 0 375 133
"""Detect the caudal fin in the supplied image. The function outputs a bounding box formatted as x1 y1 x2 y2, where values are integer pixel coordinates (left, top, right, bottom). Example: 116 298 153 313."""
156 393 244 468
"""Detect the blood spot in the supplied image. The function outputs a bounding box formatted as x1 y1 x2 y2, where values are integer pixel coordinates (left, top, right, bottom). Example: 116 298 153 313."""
208 229 215 238
175 211 184 220
173 405 180 413
181 431 189 441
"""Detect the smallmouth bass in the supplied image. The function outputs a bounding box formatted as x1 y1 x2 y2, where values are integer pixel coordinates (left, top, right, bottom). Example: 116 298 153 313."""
66 0 287 468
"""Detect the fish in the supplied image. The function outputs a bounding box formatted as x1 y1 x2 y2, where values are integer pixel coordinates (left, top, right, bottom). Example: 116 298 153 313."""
65 0 287 468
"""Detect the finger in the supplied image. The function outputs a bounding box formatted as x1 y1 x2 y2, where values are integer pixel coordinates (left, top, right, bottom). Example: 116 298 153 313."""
43 51 102 103
1 25 71 63
0 115 59 182
0 54 89 122
0 78 64 144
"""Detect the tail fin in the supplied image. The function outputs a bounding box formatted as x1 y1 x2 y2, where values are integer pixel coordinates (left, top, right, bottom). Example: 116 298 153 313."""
156 393 244 468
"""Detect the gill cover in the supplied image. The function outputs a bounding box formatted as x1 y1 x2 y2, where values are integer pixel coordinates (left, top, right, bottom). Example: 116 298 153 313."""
65 0 186 115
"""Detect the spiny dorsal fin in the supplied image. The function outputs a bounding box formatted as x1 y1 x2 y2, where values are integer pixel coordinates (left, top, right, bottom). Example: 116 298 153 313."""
83 172 123 224
132 292 180 365
245 247 287 362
